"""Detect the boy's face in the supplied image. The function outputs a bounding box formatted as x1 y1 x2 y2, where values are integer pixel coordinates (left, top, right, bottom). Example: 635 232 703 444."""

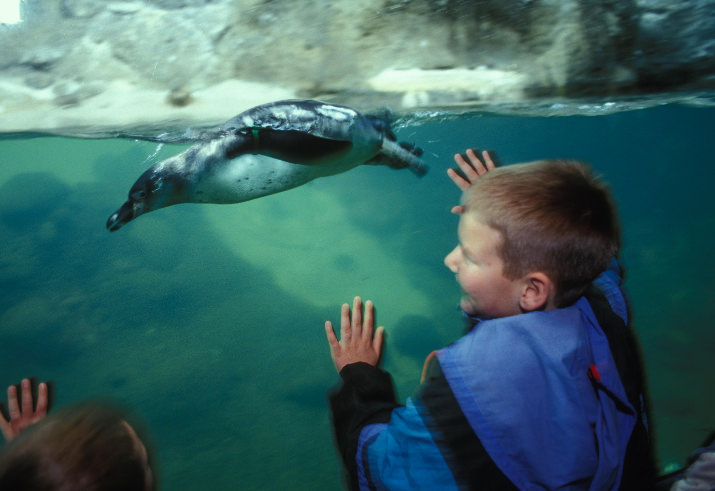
444 215 525 320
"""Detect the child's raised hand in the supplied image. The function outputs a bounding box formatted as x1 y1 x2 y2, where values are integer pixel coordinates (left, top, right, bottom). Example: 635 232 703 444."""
1 378 49 442
447 148 496 214
448 148 496 189
325 296 384 373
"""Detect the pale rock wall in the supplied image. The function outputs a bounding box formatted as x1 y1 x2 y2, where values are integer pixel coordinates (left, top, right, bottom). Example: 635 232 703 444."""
1 0 713 133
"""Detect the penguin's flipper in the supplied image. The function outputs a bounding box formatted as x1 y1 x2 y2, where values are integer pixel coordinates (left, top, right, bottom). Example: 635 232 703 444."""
225 128 353 166
368 140 428 177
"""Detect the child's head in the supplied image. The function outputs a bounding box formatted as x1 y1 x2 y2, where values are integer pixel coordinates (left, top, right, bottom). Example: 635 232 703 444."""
0 402 154 491
446 159 619 316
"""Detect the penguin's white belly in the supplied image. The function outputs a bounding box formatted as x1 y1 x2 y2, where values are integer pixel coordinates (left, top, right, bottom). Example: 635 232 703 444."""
190 154 326 204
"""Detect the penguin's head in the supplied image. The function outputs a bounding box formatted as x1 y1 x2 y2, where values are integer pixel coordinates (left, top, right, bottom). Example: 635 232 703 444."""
106 168 179 232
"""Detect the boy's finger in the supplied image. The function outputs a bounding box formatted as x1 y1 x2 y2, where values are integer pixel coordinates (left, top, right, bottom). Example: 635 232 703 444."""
325 321 343 373
454 153 480 180
465 147 481 162
446 168 471 191
453 153 468 166
351 296 362 334
482 150 497 170
35 383 48 418
7 386 20 420
363 300 374 339
373 326 385 356
21 379 33 414
465 148 488 176
325 321 340 349
340 303 351 339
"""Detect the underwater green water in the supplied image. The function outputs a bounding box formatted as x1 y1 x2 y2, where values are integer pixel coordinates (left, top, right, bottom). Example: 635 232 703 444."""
1 104 713 489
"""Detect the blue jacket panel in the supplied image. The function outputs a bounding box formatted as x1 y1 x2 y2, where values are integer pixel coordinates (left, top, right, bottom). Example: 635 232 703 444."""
437 297 635 490
357 403 459 490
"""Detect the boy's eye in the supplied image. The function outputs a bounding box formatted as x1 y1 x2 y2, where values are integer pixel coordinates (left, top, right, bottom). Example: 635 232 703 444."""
461 246 476 264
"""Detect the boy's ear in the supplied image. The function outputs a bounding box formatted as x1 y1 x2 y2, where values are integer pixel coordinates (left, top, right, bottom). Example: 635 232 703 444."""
520 272 555 312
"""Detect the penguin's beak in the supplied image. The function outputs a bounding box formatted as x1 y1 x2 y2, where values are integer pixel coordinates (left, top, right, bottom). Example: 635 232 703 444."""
107 200 137 232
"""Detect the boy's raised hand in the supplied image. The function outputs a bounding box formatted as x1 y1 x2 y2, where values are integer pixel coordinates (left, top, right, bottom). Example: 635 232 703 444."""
448 148 496 189
1 378 49 442
325 296 384 373
448 149 496 213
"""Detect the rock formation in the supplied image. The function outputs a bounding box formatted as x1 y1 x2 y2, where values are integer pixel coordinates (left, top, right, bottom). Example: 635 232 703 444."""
1 0 713 134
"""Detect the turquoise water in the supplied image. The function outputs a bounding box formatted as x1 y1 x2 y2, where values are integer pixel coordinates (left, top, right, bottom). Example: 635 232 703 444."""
1 104 713 489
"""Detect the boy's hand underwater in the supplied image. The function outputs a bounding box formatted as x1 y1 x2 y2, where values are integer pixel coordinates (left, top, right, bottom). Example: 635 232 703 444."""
1 378 49 442
325 296 384 373
448 148 496 213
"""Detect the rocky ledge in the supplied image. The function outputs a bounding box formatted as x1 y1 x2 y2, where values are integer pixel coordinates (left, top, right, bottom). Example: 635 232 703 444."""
1 0 714 135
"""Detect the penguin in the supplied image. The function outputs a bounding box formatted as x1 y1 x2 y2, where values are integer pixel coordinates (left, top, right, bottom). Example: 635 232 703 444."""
107 99 426 232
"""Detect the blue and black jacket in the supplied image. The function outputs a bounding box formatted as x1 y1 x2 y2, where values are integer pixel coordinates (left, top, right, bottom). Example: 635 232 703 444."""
329 262 656 490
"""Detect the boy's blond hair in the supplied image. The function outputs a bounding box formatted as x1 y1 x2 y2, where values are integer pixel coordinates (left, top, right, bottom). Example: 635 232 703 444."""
463 160 620 307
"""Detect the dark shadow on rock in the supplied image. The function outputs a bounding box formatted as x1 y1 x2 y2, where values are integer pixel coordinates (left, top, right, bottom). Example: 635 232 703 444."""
390 314 444 366
284 377 335 410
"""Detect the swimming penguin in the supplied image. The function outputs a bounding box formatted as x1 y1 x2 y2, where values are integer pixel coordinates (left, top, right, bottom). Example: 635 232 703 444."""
107 99 426 232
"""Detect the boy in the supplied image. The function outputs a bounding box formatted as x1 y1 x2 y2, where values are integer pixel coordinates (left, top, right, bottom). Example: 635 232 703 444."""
325 149 655 490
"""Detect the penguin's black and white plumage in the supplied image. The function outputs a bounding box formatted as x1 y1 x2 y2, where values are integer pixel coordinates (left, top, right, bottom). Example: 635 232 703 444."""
107 99 426 232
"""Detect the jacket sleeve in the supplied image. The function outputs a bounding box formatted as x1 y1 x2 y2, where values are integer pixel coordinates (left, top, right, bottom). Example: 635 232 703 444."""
328 362 401 488
329 360 514 490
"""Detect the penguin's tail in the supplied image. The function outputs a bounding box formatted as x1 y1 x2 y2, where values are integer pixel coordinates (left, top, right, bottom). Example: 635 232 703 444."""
371 139 428 177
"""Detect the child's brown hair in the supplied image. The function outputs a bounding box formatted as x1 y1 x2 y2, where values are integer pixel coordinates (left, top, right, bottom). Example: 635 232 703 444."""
0 403 153 491
463 159 620 307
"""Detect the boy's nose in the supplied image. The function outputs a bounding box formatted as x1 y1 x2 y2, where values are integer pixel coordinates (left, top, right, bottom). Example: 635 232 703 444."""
444 246 459 273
